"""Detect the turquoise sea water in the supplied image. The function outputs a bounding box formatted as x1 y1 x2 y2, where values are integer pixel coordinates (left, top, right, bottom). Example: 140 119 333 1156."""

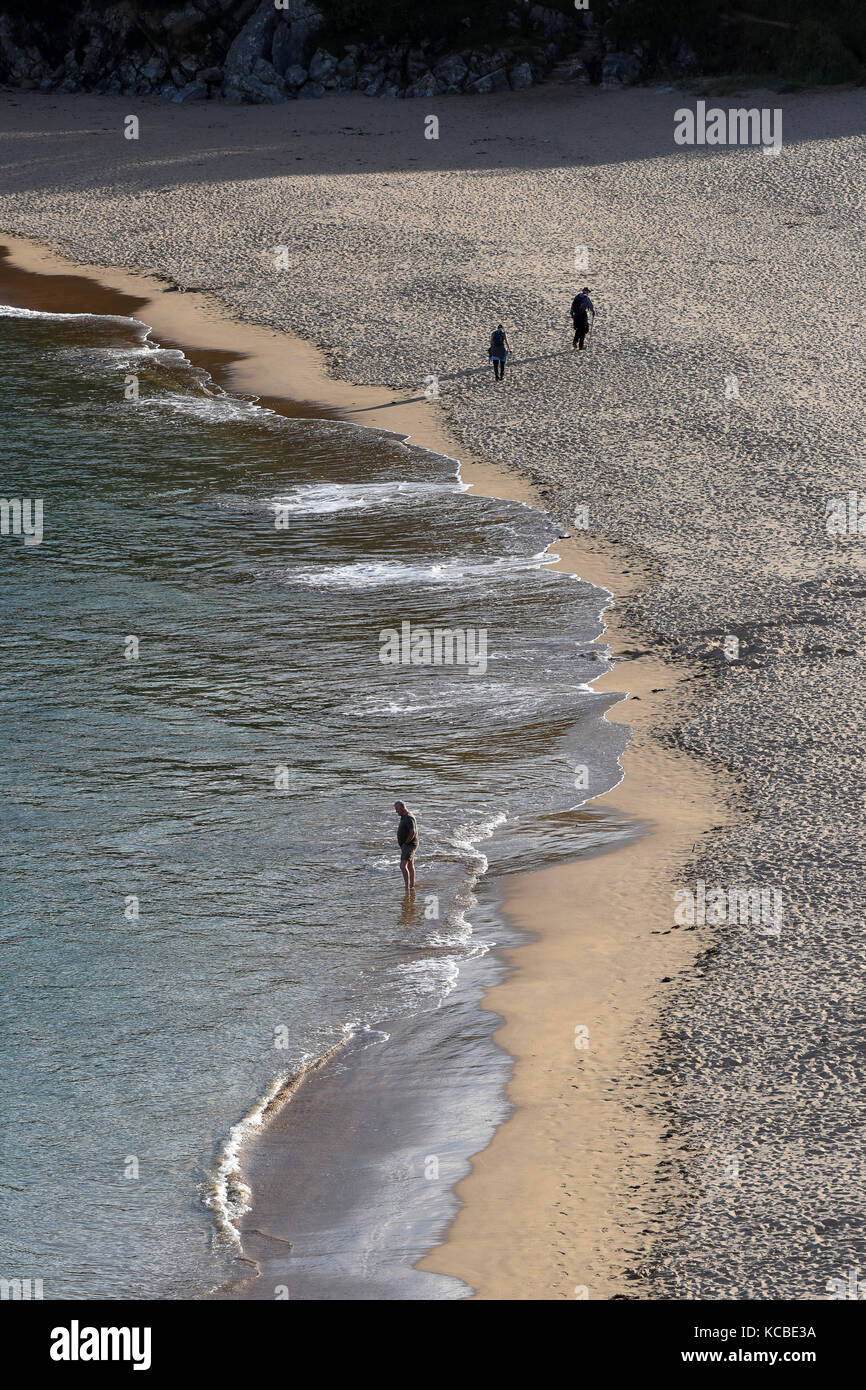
0 304 628 1298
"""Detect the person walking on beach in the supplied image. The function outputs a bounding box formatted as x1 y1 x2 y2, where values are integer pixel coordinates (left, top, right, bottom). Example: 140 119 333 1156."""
489 323 510 382
394 800 418 890
570 288 595 350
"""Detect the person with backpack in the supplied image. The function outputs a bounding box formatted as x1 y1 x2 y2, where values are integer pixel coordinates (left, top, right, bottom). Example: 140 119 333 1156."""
570 288 596 350
488 323 510 382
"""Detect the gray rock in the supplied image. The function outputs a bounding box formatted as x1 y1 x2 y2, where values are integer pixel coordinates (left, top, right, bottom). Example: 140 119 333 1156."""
0 17 28 80
406 48 427 81
79 33 106 80
508 61 533 89
562 56 589 83
141 56 169 85
337 53 357 78
479 49 509 76
379 82 401 99
467 67 508 95
434 54 467 89
528 4 567 39
404 70 437 98
601 51 642 88
297 80 325 98
283 64 308 89
271 26 292 77
172 81 209 102
196 66 224 84
161 5 203 41
363 75 384 96
242 72 287 102
253 56 281 85
308 48 337 84
1 30 48 82
271 1 324 75
224 0 278 82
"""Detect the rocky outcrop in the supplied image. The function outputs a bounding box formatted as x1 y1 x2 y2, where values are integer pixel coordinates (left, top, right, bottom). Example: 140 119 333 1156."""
2 0 860 97
0 0 664 101
601 51 642 89
223 1 281 102
272 0 323 74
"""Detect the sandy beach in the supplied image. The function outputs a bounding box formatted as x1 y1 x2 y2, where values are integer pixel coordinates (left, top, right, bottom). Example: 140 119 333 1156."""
2 80 864 1300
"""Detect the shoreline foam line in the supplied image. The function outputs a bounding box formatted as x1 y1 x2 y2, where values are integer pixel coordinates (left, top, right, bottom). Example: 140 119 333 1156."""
205 1033 354 1254
0 232 733 1301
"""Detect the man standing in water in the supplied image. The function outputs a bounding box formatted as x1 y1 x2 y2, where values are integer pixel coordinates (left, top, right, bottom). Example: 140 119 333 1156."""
570 287 596 350
394 800 418 889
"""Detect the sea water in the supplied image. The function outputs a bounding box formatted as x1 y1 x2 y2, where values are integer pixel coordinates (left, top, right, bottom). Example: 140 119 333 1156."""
0 304 629 1298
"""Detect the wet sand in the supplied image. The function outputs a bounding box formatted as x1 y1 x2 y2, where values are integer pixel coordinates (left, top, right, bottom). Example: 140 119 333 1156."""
2 80 862 1298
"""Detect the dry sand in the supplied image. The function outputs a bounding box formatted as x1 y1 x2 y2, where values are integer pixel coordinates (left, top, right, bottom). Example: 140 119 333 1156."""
1 81 864 1299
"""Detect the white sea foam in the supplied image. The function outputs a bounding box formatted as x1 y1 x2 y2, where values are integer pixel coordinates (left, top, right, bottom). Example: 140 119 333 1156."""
137 391 269 424
204 1067 295 1248
350 698 435 716
205 1022 381 1250
0 303 149 327
347 684 563 719
270 479 465 516
445 810 508 875
60 344 188 365
387 957 461 1009
286 553 554 589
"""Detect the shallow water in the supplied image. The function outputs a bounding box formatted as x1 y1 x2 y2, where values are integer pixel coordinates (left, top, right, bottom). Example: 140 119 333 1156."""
0 304 629 1298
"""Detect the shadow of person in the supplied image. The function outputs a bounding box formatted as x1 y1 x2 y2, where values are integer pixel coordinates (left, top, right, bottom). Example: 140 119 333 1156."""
343 350 575 415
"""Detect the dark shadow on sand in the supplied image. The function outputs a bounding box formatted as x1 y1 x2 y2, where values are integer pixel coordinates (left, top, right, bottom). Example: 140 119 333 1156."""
0 86 863 205
344 349 577 413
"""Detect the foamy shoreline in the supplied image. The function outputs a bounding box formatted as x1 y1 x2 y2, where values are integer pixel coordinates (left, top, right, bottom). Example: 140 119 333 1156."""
2 79 864 1299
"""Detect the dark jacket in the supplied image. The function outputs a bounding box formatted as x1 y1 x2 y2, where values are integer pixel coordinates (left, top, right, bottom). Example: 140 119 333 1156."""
397 811 418 850
571 293 595 320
